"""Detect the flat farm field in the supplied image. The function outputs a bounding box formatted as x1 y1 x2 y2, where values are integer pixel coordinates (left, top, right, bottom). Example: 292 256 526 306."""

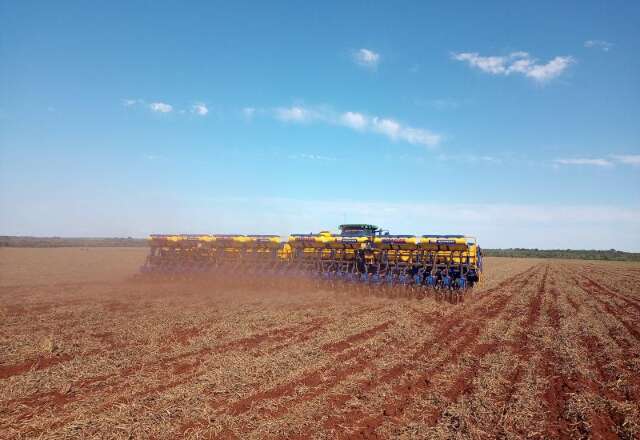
1 248 639 439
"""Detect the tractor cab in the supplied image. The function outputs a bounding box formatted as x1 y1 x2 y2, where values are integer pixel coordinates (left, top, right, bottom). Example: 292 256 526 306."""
339 224 380 238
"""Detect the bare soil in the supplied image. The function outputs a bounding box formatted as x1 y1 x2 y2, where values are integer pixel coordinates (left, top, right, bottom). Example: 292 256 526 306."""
0 248 638 439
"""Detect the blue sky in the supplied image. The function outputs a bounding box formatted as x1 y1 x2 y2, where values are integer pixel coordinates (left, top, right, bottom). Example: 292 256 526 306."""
1 1 639 249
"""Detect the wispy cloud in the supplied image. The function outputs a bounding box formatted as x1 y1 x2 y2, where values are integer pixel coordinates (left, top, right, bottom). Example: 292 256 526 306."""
192 103 208 116
122 98 142 107
274 105 441 148
121 99 212 116
554 155 640 168
611 155 640 166
275 106 320 123
288 153 337 161
553 158 613 167
584 40 613 52
452 51 575 82
149 102 173 113
368 116 440 147
352 48 380 69
438 153 502 164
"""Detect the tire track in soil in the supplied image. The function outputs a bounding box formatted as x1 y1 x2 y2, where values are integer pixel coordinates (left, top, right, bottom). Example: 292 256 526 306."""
305 265 543 439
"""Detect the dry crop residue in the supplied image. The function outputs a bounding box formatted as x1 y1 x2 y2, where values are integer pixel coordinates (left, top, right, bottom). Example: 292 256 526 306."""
0 249 638 439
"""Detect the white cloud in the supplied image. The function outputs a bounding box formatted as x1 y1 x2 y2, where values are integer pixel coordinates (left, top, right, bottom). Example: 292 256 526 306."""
122 98 142 107
274 105 441 148
452 51 575 82
522 56 575 81
584 40 613 52
353 48 380 69
149 102 173 113
553 158 613 167
370 117 441 147
453 53 508 74
340 111 368 130
275 106 318 123
611 155 640 166
191 103 208 116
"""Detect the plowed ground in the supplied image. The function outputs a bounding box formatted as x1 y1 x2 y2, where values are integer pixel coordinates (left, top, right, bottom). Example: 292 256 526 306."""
1 248 639 439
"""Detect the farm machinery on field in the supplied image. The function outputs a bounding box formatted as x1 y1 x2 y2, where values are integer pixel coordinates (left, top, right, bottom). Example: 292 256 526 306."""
141 224 483 297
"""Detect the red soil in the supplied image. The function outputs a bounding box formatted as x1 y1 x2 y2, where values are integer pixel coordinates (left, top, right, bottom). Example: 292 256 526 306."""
1 249 638 439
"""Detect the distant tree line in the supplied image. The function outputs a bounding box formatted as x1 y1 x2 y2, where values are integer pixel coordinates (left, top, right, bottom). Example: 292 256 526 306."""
2 237 639 262
484 248 640 262
0 236 147 247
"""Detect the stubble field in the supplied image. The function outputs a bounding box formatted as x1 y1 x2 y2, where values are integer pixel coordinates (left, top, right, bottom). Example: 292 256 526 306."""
1 247 639 439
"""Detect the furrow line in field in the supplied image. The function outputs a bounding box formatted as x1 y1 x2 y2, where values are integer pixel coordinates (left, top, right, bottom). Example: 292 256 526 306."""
474 264 539 299
310 266 541 438
191 331 405 439
34 303 392 436
537 269 639 439
3 316 333 429
571 275 640 341
419 264 549 430
580 274 640 312
199 265 541 439
223 321 394 417
564 273 640 370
